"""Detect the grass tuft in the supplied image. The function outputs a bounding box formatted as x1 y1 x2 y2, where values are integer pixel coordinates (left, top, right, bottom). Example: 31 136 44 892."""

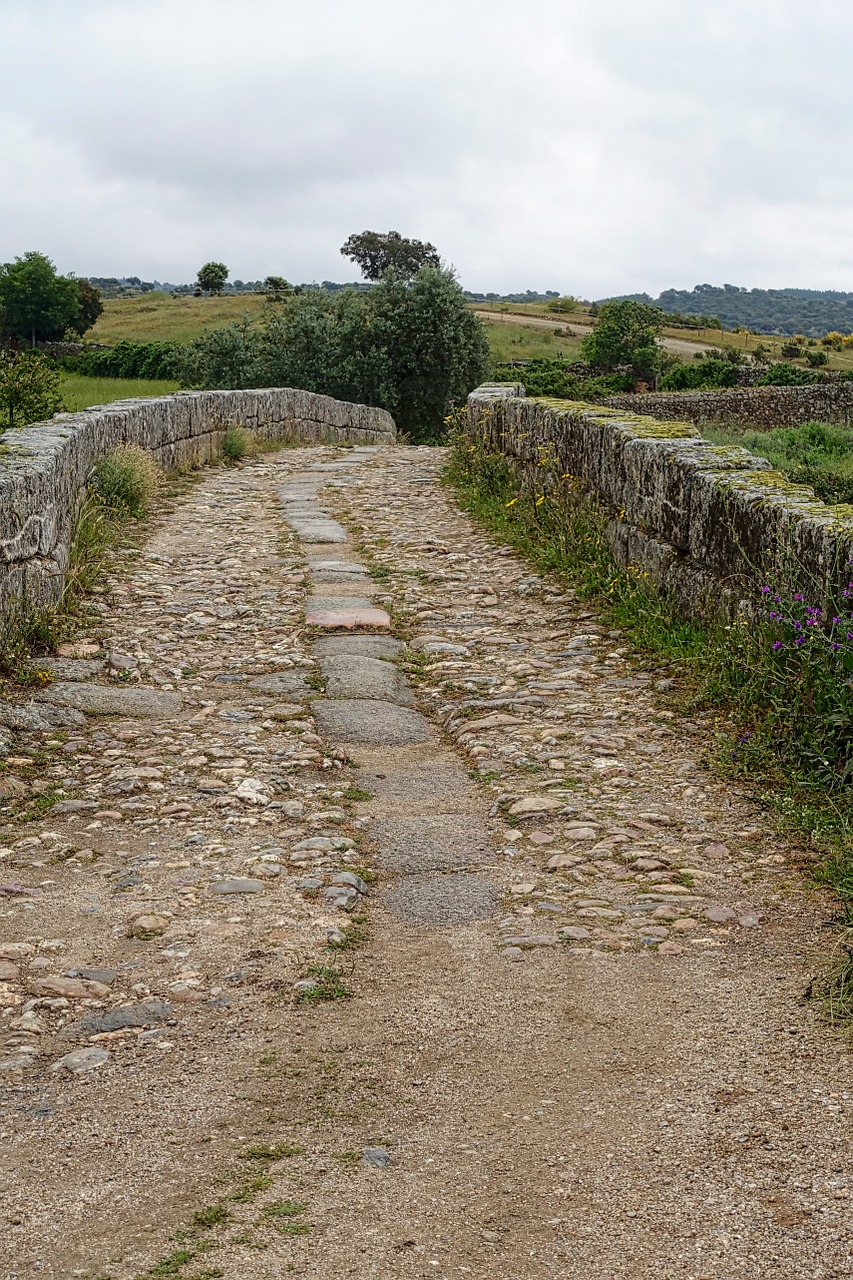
90 444 161 518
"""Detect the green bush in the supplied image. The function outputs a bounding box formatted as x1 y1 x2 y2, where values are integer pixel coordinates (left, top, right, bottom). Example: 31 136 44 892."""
661 357 739 391
0 349 61 428
64 340 181 380
89 444 161 518
490 360 633 400
491 358 577 398
757 362 823 386
178 267 489 443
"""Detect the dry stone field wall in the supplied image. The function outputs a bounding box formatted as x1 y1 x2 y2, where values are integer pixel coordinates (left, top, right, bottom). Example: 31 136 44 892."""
0 389 394 608
601 381 853 429
468 383 853 616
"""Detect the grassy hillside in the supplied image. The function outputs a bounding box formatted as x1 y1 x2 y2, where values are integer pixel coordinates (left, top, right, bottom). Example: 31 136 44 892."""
86 291 267 344
82 291 853 375
477 316 583 363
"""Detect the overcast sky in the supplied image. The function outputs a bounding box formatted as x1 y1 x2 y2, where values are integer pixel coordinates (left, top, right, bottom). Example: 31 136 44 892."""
2 0 852 297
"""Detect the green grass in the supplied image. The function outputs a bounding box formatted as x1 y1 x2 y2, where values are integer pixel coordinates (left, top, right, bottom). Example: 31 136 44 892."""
86 291 268 344
479 317 583 365
60 374 179 411
297 964 351 1003
703 419 853 506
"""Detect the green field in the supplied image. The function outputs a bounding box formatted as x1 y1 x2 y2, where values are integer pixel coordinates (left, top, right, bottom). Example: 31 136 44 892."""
478 316 583 364
86 291 267 344
78 290 853 378
59 374 180 412
704 419 853 506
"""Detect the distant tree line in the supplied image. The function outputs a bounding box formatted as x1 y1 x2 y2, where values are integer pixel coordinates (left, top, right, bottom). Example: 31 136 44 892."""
604 284 853 338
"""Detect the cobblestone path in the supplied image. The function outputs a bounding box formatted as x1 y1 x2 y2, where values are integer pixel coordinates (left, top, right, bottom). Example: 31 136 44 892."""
0 445 851 1279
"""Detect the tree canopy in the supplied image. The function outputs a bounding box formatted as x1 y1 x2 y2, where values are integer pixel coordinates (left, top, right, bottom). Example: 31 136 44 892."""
176 265 488 442
196 261 229 294
340 230 441 281
0 251 82 345
581 299 664 381
73 279 104 334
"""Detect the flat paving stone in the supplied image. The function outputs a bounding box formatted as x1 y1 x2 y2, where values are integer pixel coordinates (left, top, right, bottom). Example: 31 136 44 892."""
37 683 182 719
288 521 348 543
305 559 367 573
352 749 477 810
372 814 490 873
309 595 378 613
319 655 414 706
313 635 404 659
384 873 498 925
43 659 104 682
312 699 430 745
248 672 309 696
310 576 376 593
306 607 391 630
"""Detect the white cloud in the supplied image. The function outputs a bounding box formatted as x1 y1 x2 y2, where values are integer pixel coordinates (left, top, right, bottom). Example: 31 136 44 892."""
1 0 852 294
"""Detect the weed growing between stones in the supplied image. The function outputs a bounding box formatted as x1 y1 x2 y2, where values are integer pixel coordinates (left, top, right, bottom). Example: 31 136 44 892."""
221 424 253 461
447 415 853 936
297 963 351 1003
90 443 162 518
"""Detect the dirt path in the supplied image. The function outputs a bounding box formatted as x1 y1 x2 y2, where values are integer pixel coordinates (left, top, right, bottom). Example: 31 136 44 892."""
1 445 851 1279
474 309 715 358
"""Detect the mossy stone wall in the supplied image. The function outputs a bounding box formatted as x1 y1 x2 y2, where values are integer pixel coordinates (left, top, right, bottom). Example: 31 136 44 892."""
600 382 853 429
0 388 395 608
467 383 853 616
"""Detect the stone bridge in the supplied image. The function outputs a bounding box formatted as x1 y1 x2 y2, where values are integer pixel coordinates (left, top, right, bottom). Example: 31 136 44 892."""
0 392 848 1278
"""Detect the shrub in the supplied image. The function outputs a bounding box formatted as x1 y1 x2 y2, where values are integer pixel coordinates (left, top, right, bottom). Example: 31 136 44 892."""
492 358 577 398
89 444 161 518
64 340 181 380
757 362 823 386
0 349 61 428
580 299 664 381
661 357 739 391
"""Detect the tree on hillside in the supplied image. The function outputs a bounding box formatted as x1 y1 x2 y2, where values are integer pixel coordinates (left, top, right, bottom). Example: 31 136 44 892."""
263 275 292 300
71 279 104 335
179 265 489 442
546 295 578 314
0 350 62 429
581 299 664 381
0 251 81 346
340 230 441 281
196 261 229 294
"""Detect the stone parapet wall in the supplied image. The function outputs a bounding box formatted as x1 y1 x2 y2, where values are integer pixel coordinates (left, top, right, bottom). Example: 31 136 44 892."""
0 388 395 607
600 382 853 429
467 383 853 617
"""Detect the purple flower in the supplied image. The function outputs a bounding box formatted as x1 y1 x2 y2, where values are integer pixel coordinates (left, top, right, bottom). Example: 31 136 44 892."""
794 593 804 602
795 636 806 646
760 585 772 594
772 641 784 651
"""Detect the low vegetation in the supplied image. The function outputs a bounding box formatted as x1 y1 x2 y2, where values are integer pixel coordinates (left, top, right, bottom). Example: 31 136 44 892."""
89 443 162 518
59 374 179 412
0 443 161 684
705 419 853 506
447 416 853 919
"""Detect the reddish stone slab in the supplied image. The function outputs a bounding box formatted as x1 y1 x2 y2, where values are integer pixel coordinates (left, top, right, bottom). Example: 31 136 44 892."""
306 607 391 631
